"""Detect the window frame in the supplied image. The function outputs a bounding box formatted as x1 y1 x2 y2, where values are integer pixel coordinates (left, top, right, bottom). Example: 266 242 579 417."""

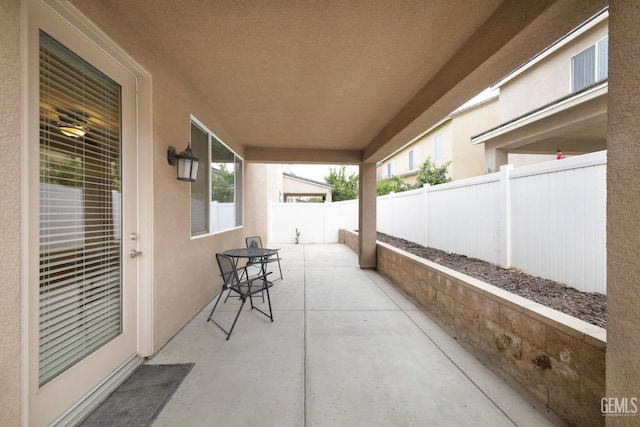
570 36 609 92
190 116 244 238
434 134 445 162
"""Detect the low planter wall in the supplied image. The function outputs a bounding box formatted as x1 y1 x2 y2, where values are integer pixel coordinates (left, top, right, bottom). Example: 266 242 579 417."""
339 229 606 427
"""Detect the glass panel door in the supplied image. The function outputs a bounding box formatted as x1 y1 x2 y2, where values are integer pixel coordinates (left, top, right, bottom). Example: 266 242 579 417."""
38 31 125 385
29 3 140 424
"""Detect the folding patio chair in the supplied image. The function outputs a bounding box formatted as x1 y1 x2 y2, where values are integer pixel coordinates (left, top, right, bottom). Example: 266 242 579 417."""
245 236 283 281
207 253 274 340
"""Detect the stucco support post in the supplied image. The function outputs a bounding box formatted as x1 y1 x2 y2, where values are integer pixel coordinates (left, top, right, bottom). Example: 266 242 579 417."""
358 162 377 268
607 1 640 421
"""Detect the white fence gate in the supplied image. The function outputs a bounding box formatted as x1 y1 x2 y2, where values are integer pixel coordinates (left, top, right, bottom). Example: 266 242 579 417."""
269 150 607 294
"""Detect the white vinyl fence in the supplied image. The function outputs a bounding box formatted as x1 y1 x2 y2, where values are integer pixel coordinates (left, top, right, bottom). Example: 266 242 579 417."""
269 199 358 244
269 150 607 294
40 184 122 250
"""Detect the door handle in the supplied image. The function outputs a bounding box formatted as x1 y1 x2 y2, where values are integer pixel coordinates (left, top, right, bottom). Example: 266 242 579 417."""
129 249 142 258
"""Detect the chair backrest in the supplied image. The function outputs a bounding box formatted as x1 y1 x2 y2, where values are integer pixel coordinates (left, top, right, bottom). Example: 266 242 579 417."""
216 253 239 289
245 236 263 249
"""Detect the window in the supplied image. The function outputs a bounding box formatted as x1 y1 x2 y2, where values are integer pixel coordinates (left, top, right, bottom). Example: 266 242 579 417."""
434 134 444 162
190 120 243 236
571 36 608 92
409 149 416 171
597 37 608 81
387 162 393 178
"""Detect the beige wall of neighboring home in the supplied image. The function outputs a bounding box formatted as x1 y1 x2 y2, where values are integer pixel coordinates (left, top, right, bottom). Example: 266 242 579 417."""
283 174 332 202
0 0 23 424
450 99 499 179
477 14 609 172
377 97 498 182
377 121 452 183
499 19 609 122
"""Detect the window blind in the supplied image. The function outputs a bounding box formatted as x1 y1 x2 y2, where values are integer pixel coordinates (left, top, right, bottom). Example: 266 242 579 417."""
190 123 209 235
572 45 596 92
39 31 123 386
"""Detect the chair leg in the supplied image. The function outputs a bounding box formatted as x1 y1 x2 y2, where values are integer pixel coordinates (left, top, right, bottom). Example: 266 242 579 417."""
265 282 274 322
208 288 246 340
207 289 225 322
225 298 246 340
248 279 274 322
223 287 232 303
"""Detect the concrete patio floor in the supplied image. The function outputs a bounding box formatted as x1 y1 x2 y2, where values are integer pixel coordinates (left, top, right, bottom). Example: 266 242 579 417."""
148 243 560 426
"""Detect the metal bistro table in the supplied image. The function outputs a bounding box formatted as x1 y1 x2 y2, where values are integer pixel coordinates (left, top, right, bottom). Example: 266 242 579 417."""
222 247 277 303
223 247 277 277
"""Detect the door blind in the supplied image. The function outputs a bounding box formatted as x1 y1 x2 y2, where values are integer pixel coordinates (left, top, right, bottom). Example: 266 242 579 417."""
39 31 123 386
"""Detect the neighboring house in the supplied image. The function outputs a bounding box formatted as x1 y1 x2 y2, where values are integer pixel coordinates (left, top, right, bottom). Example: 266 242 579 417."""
473 9 608 170
282 173 333 202
382 9 609 181
377 90 498 184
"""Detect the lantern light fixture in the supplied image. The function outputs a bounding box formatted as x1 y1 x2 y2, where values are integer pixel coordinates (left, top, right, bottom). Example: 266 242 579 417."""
167 144 199 182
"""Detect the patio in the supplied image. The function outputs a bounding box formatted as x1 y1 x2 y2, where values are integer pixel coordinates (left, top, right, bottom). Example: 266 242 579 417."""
147 243 558 426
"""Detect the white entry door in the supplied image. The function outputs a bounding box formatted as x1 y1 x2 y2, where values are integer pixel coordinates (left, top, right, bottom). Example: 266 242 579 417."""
29 4 140 425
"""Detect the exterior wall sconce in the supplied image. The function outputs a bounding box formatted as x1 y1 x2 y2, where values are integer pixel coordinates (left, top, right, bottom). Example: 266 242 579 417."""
167 145 199 182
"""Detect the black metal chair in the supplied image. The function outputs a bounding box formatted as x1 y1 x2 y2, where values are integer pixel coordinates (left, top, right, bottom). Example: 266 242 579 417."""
207 253 274 340
245 236 283 281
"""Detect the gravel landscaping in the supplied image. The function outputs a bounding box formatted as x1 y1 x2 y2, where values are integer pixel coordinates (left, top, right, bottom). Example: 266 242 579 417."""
376 232 606 328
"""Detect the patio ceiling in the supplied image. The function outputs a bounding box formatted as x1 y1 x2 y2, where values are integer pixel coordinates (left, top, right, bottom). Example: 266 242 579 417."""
71 0 607 164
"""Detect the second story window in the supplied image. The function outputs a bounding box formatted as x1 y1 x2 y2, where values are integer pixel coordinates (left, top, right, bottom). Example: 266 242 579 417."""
387 162 393 178
572 36 608 92
409 150 415 170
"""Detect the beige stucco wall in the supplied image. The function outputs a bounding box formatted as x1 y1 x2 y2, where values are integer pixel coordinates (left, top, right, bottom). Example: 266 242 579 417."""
377 98 497 182
67 2 270 352
499 20 608 122
283 176 331 198
266 164 284 203
377 121 453 182
0 0 23 424
450 99 499 179
607 2 640 425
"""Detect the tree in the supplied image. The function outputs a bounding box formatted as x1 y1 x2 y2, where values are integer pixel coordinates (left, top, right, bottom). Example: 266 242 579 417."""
415 156 452 186
324 166 359 201
211 163 235 202
41 154 82 187
376 176 411 196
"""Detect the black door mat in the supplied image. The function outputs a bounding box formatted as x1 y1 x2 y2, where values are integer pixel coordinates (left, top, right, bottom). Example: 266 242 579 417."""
80 363 194 427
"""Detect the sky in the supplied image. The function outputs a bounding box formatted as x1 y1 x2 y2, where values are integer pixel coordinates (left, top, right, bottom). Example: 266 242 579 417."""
287 164 359 183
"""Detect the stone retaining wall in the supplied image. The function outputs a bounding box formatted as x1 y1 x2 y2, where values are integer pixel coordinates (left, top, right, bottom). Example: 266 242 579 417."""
339 229 606 427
